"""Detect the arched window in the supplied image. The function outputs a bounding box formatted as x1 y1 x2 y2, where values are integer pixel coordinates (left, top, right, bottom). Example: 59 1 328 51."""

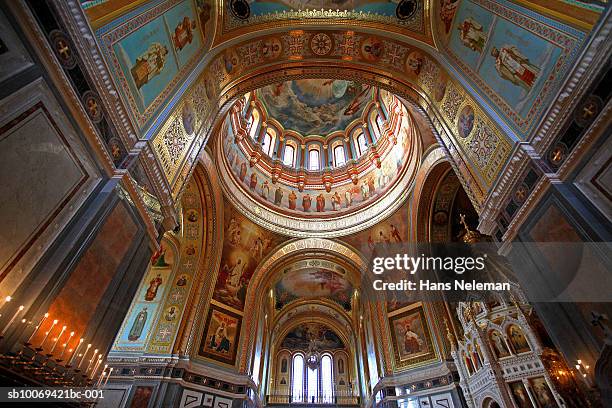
321 355 333 403
283 144 296 167
307 365 318 403
249 109 260 139
376 115 385 135
333 145 346 167
356 133 368 157
262 128 275 156
292 355 304 402
369 111 380 140
308 149 320 171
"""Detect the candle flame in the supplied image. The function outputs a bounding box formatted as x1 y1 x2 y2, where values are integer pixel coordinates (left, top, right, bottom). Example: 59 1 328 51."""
44 313 49 317
5 296 11 302
18 305 24 310
53 319 58 324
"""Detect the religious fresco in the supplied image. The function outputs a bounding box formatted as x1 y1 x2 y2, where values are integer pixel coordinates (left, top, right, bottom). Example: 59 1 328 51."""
211 201 286 311
341 196 410 256
155 27 515 214
388 304 436 367
223 107 411 216
529 377 558 408
280 323 344 350
274 261 354 311
444 0 586 138
113 240 176 351
257 80 372 135
147 172 209 354
198 305 242 365
129 386 154 408
448 1 493 70
97 0 210 131
509 380 534 408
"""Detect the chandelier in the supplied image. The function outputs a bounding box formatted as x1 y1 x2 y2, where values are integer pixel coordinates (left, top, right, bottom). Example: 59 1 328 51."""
305 338 320 369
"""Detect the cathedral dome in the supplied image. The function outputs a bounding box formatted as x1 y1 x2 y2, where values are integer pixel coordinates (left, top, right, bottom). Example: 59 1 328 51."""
216 79 422 237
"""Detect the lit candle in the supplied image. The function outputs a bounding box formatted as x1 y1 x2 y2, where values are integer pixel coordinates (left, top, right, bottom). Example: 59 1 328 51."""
86 349 99 373
1 305 24 336
96 365 108 387
78 344 92 369
38 319 58 350
102 367 113 387
49 325 67 354
58 331 74 359
27 313 49 344
91 355 103 378
68 338 84 366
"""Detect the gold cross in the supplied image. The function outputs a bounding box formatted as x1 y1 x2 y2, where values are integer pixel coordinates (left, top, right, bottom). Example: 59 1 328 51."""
582 102 596 119
552 148 563 163
57 40 70 59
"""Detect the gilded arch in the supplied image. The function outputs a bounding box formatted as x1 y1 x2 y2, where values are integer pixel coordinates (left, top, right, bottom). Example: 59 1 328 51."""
153 28 513 211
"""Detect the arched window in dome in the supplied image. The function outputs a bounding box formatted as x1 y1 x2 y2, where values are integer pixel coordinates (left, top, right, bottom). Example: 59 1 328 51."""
356 133 368 157
321 355 333 403
292 354 304 402
333 145 346 167
262 128 275 156
283 144 296 167
249 109 260 139
376 115 385 135
369 110 380 141
309 149 320 171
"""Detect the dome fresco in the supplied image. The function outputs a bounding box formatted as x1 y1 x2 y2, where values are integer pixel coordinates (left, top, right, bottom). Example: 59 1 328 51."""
280 323 344 350
217 85 422 236
256 79 373 136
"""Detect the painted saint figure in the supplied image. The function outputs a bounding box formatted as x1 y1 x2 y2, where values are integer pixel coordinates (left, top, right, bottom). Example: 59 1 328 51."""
261 180 270 200
403 324 423 354
302 194 312 211
491 45 540 91
288 190 297 210
491 331 510 358
145 274 163 301
225 259 246 288
212 322 231 353
331 191 342 210
151 245 169 267
128 307 148 341
227 216 241 246
316 194 325 212
457 18 486 53
239 162 247 181
274 186 284 205
130 43 169 89
249 173 258 190
165 306 178 321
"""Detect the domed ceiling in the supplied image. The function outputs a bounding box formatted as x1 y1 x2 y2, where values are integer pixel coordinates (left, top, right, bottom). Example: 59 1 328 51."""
216 80 422 237
257 79 373 136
